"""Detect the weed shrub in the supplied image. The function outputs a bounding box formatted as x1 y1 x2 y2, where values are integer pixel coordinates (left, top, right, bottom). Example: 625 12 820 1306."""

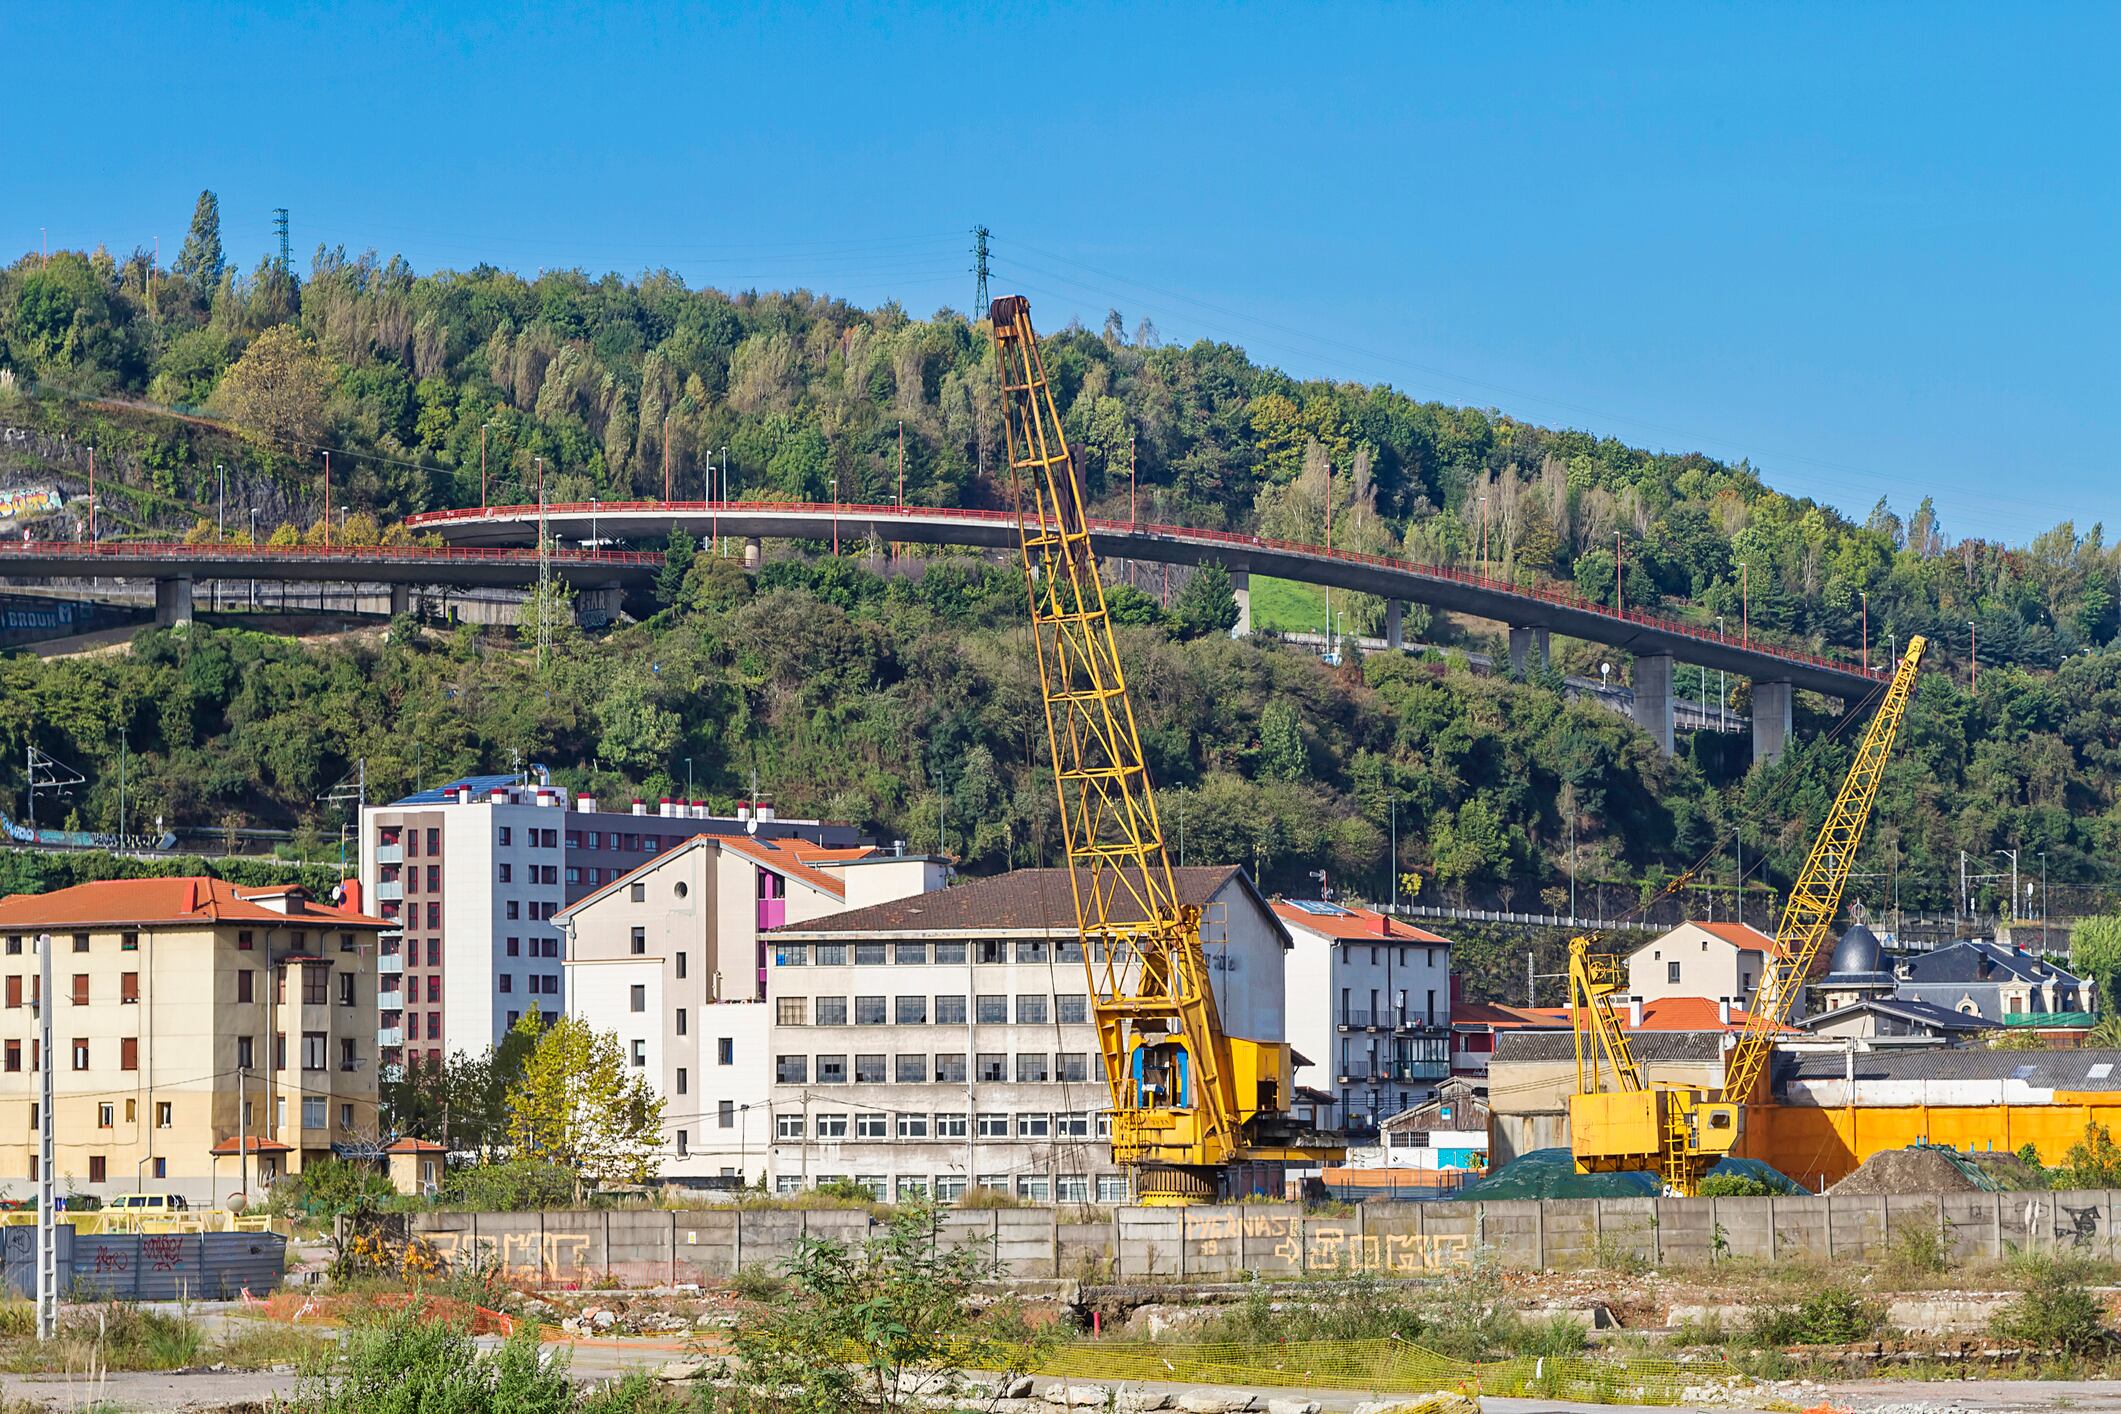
292 1306 575 1413
1885 1219 1952 1277
440 1159 579 1211
1993 1279 2112 1356
1698 1174 1780 1197
1745 1287 1885 1346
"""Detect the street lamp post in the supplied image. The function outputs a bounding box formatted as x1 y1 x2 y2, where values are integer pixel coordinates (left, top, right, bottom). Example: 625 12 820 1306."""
479 423 491 510
248 508 259 610
1861 590 1869 673
830 477 839 556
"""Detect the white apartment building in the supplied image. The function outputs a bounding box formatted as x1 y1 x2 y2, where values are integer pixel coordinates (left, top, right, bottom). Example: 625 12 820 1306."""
558 835 945 1185
359 772 863 1068
1273 899 1454 1133
764 866 1292 1205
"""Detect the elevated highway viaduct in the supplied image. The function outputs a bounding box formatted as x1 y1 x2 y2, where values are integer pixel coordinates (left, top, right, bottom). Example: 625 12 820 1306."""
408 500 1885 765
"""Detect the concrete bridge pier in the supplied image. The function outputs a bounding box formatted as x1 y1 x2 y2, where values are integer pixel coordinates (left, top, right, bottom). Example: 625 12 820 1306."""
389 583 413 617
1632 652 1674 754
742 537 762 570
153 575 193 629
1753 679 1794 766
1508 624 1550 675
1229 570 1251 637
1386 600 1403 651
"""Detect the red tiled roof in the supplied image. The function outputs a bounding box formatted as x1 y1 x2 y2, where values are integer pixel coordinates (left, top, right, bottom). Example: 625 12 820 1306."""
1686 920 1783 955
717 834 849 899
0 877 389 931
1452 996 1796 1035
384 1137 447 1154
209 1135 294 1155
1270 900 1451 944
1452 1000 1560 1030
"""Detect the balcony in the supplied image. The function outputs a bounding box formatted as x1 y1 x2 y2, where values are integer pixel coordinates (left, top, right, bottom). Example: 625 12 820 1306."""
378 951 404 976
376 844 403 866
375 880 404 903
1338 1009 1448 1033
376 1026 403 1048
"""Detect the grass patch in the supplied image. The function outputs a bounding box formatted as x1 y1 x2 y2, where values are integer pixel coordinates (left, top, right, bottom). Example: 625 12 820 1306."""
209 1319 336 1371
1248 575 1327 635
1179 1262 1589 1363
0 1303 204 1373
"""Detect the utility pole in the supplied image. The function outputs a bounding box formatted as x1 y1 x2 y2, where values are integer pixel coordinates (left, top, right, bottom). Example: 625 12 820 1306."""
1129 434 1138 527
1740 561 1749 644
238 1064 251 1206
323 452 331 547
1861 590 1869 674
970 225 991 314
1615 532 1624 615
272 208 290 274
87 446 95 543
35 931 54 1341
479 422 490 510
662 415 671 503
536 457 551 670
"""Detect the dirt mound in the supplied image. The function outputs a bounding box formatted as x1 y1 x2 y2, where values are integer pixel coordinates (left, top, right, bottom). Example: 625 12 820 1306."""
1828 1147 1985 1195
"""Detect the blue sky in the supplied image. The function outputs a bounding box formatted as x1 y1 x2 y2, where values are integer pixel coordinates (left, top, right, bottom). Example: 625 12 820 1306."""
11 3 2114 543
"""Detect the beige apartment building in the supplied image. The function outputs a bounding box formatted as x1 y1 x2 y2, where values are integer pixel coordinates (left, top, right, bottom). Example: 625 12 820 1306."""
0 877 391 1204
558 833 944 1184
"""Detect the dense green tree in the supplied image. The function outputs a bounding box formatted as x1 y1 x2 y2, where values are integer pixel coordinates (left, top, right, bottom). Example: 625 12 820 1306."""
173 189 226 289
1172 562 1240 638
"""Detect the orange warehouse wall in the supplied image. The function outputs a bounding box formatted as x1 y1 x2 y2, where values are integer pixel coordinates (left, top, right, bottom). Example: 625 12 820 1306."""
1737 1098 2121 1191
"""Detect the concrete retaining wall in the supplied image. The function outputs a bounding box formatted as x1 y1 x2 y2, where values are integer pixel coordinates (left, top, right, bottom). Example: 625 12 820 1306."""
406 1189 2121 1285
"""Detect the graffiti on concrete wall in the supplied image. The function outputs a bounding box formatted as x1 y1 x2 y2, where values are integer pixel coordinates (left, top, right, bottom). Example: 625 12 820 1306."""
0 486 62 524
423 1229 596 1281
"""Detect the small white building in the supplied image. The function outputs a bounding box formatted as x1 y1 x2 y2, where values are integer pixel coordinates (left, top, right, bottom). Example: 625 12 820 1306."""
558 834 945 1184
1272 900 1453 1134
1624 920 1791 1014
763 865 1292 1204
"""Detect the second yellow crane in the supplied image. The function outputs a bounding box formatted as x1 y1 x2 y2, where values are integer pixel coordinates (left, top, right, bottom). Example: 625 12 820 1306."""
1569 635 1928 1194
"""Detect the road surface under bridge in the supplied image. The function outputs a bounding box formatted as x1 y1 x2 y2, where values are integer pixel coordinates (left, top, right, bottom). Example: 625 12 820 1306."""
409 500 1884 765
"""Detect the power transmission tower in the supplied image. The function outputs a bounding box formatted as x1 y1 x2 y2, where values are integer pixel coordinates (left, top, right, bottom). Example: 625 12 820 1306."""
970 225 991 315
271 208 290 273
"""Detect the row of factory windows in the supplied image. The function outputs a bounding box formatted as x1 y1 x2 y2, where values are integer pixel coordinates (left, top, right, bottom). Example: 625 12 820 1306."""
775 939 1088 967
774 994 1091 1026
772 1109 1109 1141
774 1052 1096 1085
764 1173 1128 1203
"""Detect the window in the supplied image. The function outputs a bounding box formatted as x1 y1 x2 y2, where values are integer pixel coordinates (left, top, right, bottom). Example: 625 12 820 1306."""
894 942 926 965
506 937 520 958
675 1009 688 1037
72 933 89 953
934 1175 967 1202
675 1129 688 1158
236 970 255 1004
70 974 89 1005
718 1038 734 1066
1668 961 1682 984
895 995 927 1024
157 1101 172 1129
506 901 520 920
894 1053 927 1083
855 1112 888 1139
302 968 329 1006
426 902 440 928
896 1175 929 1200
814 942 847 966
1056 994 1089 1024
302 1096 326 1129
274 1033 287 1070
776 1114 806 1140
813 996 847 1025
976 995 1008 1023
1056 1111 1091 1137
152 1158 167 1180
340 1037 357 1071
775 942 807 967
2 1042 15 1072
89 1156 107 1184
853 1053 886 1084
1015 1053 1049 1083
897 1113 928 1138
425 828 439 855
935 1053 967 1083
119 930 140 953
2 936 17 955
339 972 356 1007
425 975 441 1003
121 1037 138 1071
1057 1174 1089 1203
236 1036 254 1070
2 976 15 1009
933 941 967 964
1016 939 1049 964
630 985 647 1014
1056 1052 1090 1083
71 1038 88 1070
855 995 887 1025
98 1103 114 1129
976 1052 1006 1081
302 1033 327 1070
976 1113 1009 1137
854 942 887 966
935 994 967 1025
498 826 513 846
936 1113 968 1138
675 952 688 979
1015 1175 1049 1201
718 1100 735 1129
630 882 647 903
629 1040 647 1067
1057 937 1083 963
499 975 513 994
497 863 513 883
1017 1113 1051 1138
976 939 1005 964
776 1055 808 1083
1015 994 1048 1024
816 1054 847 1084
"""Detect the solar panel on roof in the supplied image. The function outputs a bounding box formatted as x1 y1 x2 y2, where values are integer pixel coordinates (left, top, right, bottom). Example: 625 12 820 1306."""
1287 900 1350 915
2011 1064 2037 1081
2090 1064 2114 1081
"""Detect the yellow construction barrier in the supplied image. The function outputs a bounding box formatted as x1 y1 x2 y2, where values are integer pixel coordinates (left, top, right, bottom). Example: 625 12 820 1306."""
1031 1339 1736 1405
0 1210 287 1236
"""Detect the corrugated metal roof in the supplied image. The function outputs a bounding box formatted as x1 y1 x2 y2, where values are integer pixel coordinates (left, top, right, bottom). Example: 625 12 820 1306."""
774 865 1268 938
1496 1030 1727 1062
1781 1047 2121 1089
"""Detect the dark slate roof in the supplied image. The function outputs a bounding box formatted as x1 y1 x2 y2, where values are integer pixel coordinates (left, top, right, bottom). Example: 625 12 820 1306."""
1797 997 2000 1032
1780 1048 2121 1089
1494 1030 1726 1063
391 773 521 805
773 865 1281 941
1902 940 2084 987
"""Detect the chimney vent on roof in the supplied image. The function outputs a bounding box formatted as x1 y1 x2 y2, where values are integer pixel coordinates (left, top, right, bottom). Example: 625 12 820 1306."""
1374 912 1390 936
576 794 595 812
754 799 776 823
893 839 906 857
1628 997 1644 1029
1718 998 1732 1026
659 798 675 818
632 799 646 817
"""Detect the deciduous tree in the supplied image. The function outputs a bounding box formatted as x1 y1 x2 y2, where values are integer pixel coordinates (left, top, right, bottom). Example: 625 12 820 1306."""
503 1010 664 1194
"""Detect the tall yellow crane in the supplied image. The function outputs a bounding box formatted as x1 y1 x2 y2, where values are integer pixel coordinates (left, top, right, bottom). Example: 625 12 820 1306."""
1569 635 1928 1194
991 296 1337 1203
